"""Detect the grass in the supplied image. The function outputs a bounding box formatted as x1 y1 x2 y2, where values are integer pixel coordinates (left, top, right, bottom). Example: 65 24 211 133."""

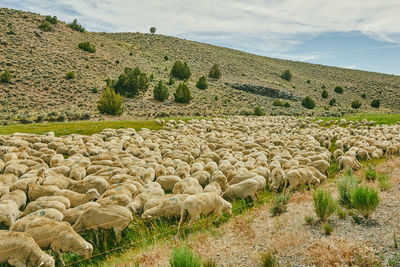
312 188 337 222
270 194 290 217
0 117 206 136
322 222 333 235
351 186 380 218
378 172 392 191
261 251 280 267
316 113 400 125
169 246 202 267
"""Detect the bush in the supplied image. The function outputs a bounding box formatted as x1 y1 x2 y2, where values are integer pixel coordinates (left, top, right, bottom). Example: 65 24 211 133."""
371 99 380 108
306 79 311 84
65 71 75 80
329 98 336 106
253 106 265 116
334 86 344 94
98 87 124 115
302 96 316 109
69 19 85 32
109 67 149 97
361 93 366 99
164 55 169 61
272 99 283 107
38 21 53 32
378 173 391 191
280 69 292 81
78 41 96 53
261 252 280 267
322 84 326 89
196 76 208 90
208 64 221 79
337 208 347 219
338 168 358 208
283 101 291 108
92 87 98 93
167 76 175 85
321 90 328 99
270 194 289 216
351 100 362 109
304 216 315 225
174 82 192 103
0 70 12 83
169 246 202 267
322 222 333 235
45 15 58 25
312 188 337 222
352 186 380 218
203 259 217 267
365 166 376 181
153 80 170 101
150 27 156 34
171 61 191 80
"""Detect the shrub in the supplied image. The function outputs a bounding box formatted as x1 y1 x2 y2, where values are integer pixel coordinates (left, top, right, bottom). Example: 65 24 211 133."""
261 252 280 267
302 96 316 109
69 19 85 32
254 106 265 116
351 100 362 109
283 101 291 108
337 208 347 219
322 222 333 235
208 64 221 79
304 216 315 225
329 98 336 106
378 173 391 191
0 70 12 83
65 71 75 80
92 87 98 94
321 90 328 99
167 76 175 85
171 61 191 80
203 259 217 267
361 93 366 99
174 82 192 103
272 99 283 107
45 15 58 25
154 80 169 101
78 41 96 53
116 60 120 64
371 99 380 108
338 168 358 208
110 67 149 97
38 21 53 32
365 166 376 181
322 84 326 89
334 86 344 94
150 27 156 34
169 246 202 267
352 214 362 224
98 87 124 115
306 79 311 84
270 194 289 216
196 76 208 90
280 69 292 81
164 55 169 61
312 188 337 222
351 186 380 218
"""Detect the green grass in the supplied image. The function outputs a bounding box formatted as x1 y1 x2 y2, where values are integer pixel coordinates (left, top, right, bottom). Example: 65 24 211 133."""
0 117 206 136
316 113 400 125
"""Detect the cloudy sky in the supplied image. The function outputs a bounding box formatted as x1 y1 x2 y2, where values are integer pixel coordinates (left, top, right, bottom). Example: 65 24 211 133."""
3 0 400 75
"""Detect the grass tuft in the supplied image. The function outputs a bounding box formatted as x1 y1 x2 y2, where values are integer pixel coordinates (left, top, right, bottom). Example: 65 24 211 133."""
169 246 202 267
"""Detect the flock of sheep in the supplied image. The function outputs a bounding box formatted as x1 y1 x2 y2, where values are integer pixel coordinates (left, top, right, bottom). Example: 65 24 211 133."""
0 116 400 266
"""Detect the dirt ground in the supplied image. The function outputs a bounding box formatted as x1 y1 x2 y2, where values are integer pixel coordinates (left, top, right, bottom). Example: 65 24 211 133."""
114 158 400 267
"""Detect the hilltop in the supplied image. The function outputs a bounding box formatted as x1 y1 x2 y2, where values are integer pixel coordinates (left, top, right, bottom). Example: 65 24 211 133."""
1 8 400 124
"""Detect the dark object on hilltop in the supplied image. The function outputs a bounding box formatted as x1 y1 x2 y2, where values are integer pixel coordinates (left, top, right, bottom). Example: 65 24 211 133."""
69 19 85 32
150 27 156 34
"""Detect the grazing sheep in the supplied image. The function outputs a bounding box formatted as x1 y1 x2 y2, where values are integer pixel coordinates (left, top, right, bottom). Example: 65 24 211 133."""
24 218 93 266
142 194 189 219
156 175 181 191
0 199 21 227
204 181 222 194
222 179 259 200
96 194 133 206
172 177 203 195
73 205 133 242
27 183 60 202
10 208 64 232
62 202 101 225
176 192 232 236
21 200 66 217
55 189 101 208
0 190 27 209
68 176 109 195
0 230 55 267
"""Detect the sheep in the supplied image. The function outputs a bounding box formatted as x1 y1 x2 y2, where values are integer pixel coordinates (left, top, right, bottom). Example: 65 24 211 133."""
24 218 93 266
96 194 133 206
142 194 189 219
176 192 232 236
191 170 210 186
69 163 86 181
62 202 101 225
204 181 222 194
73 205 133 242
284 167 319 193
270 167 286 192
0 230 55 267
338 155 362 171
222 179 259 201
0 190 27 209
0 199 21 227
68 176 109 195
309 160 330 175
333 149 343 160
21 200 66 217
0 173 18 185
172 177 203 195
156 175 182 191
10 208 64 232
54 189 101 208
28 183 60 201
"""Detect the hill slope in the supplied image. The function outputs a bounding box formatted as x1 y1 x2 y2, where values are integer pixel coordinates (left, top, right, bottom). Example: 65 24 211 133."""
1 8 400 123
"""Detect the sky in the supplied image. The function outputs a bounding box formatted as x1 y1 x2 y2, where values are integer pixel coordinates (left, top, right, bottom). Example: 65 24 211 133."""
3 0 400 75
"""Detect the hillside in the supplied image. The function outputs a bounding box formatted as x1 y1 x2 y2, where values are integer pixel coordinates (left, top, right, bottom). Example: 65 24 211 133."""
1 8 400 124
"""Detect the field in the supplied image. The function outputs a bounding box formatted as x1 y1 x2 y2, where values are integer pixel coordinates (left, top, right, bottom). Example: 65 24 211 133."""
1 8 400 125
315 113 400 125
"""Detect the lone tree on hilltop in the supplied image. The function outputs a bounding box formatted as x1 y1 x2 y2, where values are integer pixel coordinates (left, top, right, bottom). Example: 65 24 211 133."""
150 27 156 34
